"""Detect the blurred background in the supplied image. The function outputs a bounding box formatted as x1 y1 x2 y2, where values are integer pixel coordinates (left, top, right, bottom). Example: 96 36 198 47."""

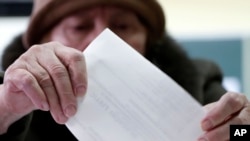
0 0 249 98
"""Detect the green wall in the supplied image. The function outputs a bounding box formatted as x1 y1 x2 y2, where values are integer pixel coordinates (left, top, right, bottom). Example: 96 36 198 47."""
178 38 242 92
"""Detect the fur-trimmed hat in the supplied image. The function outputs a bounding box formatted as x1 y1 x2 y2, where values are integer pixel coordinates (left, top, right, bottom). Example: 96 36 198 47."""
23 0 166 48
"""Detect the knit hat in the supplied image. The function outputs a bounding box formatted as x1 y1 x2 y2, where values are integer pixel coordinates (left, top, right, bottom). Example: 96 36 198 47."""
23 0 165 48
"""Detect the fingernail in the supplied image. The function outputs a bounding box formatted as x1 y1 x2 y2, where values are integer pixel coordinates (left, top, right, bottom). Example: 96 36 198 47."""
56 114 68 124
202 119 213 130
64 105 76 117
76 85 87 97
42 102 49 111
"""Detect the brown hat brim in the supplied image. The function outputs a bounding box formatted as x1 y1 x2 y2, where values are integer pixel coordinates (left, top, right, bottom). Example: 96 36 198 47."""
23 0 165 48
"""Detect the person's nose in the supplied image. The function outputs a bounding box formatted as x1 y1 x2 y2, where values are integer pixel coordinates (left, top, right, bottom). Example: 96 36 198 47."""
93 21 108 38
78 20 108 51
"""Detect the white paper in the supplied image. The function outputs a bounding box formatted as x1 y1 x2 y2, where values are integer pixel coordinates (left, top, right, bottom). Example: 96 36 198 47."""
66 28 205 141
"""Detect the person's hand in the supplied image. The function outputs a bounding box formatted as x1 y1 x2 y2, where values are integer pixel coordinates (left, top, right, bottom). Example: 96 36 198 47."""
198 92 250 141
1 41 87 124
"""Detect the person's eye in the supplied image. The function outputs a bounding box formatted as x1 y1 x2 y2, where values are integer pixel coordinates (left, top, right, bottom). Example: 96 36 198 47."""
73 24 92 32
113 23 130 31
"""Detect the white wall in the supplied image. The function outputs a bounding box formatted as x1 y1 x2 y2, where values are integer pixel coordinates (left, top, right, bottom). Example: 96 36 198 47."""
0 17 29 52
158 0 250 39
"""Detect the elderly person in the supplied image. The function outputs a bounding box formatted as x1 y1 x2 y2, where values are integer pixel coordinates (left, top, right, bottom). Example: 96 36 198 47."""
0 0 249 141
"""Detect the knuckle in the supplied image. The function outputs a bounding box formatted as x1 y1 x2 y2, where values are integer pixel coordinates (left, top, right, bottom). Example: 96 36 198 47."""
30 44 40 49
6 71 33 85
50 64 68 78
65 50 84 64
237 103 250 124
29 44 43 52
21 73 35 87
44 41 63 48
244 103 250 113
69 52 84 62
223 93 244 111
48 41 63 46
39 76 53 88
6 72 35 90
18 53 31 63
31 41 63 51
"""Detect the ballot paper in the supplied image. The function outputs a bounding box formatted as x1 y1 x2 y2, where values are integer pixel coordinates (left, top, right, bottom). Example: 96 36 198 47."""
66 28 205 141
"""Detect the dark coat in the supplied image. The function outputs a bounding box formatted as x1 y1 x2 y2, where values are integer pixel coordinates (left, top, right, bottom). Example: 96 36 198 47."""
0 34 226 141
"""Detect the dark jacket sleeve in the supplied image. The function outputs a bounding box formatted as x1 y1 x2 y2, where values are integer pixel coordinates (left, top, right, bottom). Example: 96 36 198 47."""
0 115 33 141
0 71 3 84
193 59 227 104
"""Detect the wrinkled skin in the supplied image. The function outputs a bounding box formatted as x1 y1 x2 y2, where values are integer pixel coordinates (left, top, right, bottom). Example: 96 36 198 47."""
0 42 87 130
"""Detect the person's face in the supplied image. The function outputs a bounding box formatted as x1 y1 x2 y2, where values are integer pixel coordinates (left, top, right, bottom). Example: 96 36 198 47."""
43 6 148 54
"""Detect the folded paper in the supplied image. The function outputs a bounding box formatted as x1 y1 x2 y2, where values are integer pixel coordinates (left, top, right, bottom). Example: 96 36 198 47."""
66 28 205 141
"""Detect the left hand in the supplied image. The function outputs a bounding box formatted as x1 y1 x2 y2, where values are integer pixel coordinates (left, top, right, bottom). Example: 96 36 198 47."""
198 92 250 141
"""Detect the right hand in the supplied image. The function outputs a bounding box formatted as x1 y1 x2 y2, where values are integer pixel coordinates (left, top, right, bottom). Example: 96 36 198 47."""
1 41 87 124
